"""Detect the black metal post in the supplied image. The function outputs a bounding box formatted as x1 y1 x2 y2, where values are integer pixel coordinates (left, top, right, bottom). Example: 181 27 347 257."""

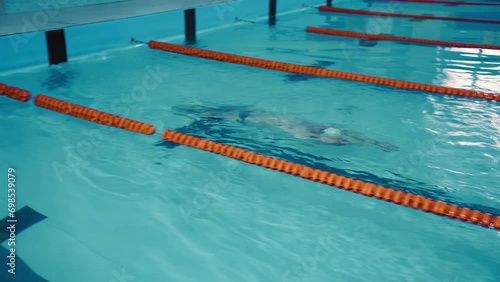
45 29 67 65
184 8 196 44
327 0 332 7
269 0 276 25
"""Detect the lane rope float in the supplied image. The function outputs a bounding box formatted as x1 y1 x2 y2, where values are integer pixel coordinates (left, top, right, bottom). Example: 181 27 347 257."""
148 41 500 102
306 26 500 50
390 0 500 6
318 6 500 24
161 129 500 230
0 83 31 102
34 94 155 135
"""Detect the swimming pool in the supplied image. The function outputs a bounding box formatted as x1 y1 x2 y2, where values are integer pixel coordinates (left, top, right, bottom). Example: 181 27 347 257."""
1 1 499 281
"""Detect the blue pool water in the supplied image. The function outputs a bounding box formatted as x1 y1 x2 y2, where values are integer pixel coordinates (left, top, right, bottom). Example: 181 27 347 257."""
1 2 500 282
2 0 124 14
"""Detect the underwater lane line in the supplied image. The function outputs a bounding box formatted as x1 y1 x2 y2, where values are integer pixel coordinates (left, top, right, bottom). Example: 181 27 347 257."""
148 41 500 102
306 27 500 50
318 6 500 24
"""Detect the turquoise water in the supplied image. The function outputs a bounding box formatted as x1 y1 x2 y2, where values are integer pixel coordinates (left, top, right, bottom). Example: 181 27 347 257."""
1 2 500 282
3 0 124 14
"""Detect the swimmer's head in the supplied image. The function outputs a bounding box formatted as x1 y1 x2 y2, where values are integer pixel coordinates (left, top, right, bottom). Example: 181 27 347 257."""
322 127 341 137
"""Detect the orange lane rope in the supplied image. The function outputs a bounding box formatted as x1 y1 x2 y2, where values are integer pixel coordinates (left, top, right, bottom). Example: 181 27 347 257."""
306 27 500 50
34 94 155 135
148 41 500 102
391 0 500 6
161 129 500 230
318 6 500 25
0 83 31 102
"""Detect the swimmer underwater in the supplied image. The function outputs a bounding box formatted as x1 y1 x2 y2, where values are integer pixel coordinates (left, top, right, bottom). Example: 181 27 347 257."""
170 104 398 151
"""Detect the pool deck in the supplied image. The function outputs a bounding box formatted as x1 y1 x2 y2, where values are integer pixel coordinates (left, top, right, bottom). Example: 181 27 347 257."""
0 0 234 36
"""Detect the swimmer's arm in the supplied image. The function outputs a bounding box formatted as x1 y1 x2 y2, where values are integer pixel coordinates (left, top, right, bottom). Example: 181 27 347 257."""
341 129 398 151
341 129 386 145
